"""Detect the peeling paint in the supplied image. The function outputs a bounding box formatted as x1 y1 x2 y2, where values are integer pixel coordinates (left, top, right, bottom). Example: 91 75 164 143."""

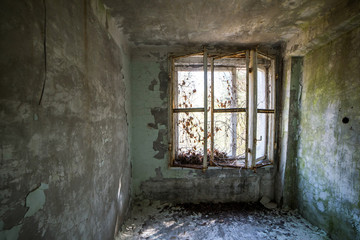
0 224 22 240
154 167 163 179
153 129 167 159
1 205 27 230
158 69 169 100
148 107 167 129
148 78 157 91
24 183 48 218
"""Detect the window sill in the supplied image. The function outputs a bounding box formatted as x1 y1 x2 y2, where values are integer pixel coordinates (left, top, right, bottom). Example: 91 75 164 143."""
170 161 273 170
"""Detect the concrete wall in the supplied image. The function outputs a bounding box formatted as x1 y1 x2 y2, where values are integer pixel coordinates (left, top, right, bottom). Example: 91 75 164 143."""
276 57 303 209
296 26 360 239
130 47 275 203
0 0 131 239
274 55 289 206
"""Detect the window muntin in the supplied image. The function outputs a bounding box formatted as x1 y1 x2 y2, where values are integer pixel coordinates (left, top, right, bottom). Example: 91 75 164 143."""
171 50 275 169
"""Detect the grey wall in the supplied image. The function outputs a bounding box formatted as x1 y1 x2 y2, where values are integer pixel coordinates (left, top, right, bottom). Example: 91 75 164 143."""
0 0 131 239
277 57 303 209
296 27 360 239
130 46 278 203
276 2 360 238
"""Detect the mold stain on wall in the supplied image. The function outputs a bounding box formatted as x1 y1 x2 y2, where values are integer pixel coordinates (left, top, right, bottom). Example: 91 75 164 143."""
297 26 360 239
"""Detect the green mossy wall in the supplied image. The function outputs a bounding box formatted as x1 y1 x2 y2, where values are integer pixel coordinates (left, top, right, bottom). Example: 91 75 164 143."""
297 26 360 239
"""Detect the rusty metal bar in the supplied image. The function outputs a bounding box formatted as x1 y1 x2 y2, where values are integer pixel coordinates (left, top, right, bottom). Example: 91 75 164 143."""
257 51 273 61
210 58 215 166
231 68 237 158
170 57 176 166
245 50 250 169
252 50 258 168
203 47 208 171
173 108 205 113
265 66 270 158
257 109 275 113
214 108 246 113
269 58 276 163
171 52 203 60
248 49 258 169
172 162 272 170
172 164 204 170
214 50 247 60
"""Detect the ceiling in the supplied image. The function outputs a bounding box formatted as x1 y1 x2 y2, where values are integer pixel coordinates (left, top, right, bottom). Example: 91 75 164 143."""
103 0 342 46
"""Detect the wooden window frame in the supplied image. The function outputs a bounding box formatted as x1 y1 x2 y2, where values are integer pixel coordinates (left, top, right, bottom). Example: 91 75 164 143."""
169 49 275 170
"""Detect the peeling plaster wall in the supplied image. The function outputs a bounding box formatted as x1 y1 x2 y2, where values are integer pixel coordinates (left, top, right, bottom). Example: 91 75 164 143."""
0 0 131 239
130 47 276 203
295 26 360 240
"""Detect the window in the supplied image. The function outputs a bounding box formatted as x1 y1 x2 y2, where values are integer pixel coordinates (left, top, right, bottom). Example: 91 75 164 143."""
170 49 275 170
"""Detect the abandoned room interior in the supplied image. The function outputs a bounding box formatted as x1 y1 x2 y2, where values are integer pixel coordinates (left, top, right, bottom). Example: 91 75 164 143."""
1 0 359 239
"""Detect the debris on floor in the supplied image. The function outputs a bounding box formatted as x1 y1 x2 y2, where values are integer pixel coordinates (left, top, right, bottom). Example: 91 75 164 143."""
116 200 329 240
260 196 277 209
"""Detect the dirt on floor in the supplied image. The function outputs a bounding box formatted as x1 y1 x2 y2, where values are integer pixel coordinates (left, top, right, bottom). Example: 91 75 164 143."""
116 200 329 240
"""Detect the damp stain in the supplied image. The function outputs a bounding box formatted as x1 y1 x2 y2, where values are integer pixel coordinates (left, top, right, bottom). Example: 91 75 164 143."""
153 129 167 159
158 69 169 100
148 107 167 129
148 78 157 91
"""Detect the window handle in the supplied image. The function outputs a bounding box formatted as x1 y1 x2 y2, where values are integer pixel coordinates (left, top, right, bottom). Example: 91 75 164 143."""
255 136 263 142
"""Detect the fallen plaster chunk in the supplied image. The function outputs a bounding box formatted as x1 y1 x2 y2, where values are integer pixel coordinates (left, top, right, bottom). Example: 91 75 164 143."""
260 196 271 205
260 196 277 209
264 202 277 209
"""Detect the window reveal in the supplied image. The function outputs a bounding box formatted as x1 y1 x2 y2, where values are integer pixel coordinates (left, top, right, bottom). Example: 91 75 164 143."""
170 49 275 170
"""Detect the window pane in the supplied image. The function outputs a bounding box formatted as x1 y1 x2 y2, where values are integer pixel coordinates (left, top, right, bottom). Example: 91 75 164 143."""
256 113 267 159
257 69 267 109
235 69 247 108
214 70 246 109
213 113 246 166
174 112 206 165
257 68 274 110
176 71 204 108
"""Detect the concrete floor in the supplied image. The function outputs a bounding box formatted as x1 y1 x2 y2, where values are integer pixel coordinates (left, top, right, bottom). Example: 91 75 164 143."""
116 201 329 240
